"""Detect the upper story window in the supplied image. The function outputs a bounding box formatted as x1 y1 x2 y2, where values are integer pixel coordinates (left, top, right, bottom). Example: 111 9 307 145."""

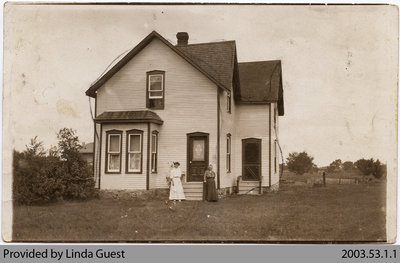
227 91 231 113
147 70 165 109
106 130 122 173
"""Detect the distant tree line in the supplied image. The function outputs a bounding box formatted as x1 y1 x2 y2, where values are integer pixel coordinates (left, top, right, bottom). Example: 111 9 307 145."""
13 128 97 205
285 151 386 179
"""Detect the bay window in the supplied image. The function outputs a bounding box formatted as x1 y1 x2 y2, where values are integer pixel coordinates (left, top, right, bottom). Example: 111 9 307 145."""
126 129 143 173
106 130 122 173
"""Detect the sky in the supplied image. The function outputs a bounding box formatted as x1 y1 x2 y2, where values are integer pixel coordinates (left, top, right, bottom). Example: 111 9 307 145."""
3 4 398 167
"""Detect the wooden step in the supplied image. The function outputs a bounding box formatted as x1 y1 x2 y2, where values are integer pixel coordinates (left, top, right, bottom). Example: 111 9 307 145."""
238 180 262 195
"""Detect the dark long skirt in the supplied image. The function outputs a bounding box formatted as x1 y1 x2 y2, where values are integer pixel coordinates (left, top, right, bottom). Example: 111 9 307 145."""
204 178 218 202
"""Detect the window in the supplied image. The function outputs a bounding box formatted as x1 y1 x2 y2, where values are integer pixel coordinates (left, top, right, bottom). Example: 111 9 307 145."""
106 130 122 173
227 91 231 113
126 130 143 173
146 71 165 109
151 131 158 173
226 134 231 173
274 141 277 174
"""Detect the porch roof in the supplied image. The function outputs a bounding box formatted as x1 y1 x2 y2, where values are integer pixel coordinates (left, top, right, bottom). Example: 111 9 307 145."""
95 110 163 124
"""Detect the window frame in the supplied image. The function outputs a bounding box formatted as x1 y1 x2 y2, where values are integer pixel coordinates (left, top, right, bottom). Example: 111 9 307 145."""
151 131 158 173
105 130 123 174
126 129 144 174
146 70 165 109
227 91 232 113
226 133 231 173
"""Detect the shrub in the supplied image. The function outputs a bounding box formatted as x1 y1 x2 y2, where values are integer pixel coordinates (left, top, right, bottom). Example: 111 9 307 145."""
13 131 96 205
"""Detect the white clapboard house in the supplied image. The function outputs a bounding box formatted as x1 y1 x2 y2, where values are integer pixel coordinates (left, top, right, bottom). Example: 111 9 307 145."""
86 31 284 200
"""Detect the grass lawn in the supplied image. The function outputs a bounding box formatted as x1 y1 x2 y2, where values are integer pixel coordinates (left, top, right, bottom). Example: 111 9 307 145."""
12 182 386 242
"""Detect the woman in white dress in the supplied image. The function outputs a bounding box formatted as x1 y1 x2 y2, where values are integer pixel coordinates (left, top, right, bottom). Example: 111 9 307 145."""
169 162 186 201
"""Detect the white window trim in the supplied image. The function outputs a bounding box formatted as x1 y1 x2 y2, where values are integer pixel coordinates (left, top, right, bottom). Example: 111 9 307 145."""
127 133 142 173
107 134 121 172
148 74 164 99
151 133 157 173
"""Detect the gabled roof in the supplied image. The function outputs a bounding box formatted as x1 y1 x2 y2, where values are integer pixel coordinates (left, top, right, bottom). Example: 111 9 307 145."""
177 41 236 92
86 31 231 97
238 60 284 116
95 110 163 124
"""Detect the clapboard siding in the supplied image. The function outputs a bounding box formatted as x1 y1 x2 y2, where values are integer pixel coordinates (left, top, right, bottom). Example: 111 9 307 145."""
96 38 218 190
219 89 237 189
100 123 148 190
234 104 271 187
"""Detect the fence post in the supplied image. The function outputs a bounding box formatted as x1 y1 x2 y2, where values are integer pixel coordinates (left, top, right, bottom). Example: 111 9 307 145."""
322 172 326 186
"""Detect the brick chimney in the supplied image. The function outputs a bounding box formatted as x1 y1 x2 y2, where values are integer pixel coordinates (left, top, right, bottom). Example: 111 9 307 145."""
176 32 189 46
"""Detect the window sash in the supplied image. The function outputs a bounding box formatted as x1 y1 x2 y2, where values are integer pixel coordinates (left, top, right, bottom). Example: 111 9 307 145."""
226 135 231 172
108 134 121 153
151 134 157 153
148 74 163 99
151 133 157 173
227 92 231 113
107 134 121 172
128 134 142 172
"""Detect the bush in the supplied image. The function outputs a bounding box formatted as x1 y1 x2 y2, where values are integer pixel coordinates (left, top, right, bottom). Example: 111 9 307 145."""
13 130 96 205
286 151 315 175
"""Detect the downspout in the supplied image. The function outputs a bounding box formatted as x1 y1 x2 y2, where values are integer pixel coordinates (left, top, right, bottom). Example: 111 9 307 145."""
217 88 221 189
146 122 150 190
89 96 101 189
99 124 102 189
269 104 271 187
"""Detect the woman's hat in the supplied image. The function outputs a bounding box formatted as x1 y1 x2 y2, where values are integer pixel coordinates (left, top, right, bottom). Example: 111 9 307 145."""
173 162 180 166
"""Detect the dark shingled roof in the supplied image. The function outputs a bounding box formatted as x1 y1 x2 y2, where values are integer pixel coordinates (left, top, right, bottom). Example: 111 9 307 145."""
177 41 236 91
238 61 284 116
95 110 163 124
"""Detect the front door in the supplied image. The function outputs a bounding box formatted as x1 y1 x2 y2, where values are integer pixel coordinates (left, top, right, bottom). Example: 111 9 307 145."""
242 138 262 181
187 133 209 182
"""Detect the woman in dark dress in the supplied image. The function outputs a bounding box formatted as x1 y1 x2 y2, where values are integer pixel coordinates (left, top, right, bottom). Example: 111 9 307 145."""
203 165 218 202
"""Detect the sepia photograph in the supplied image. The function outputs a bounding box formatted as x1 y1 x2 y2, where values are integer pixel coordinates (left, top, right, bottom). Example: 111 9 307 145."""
2 3 398 242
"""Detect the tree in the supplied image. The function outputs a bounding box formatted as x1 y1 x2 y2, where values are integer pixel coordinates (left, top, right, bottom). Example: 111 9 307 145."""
57 128 82 161
25 136 46 157
327 159 342 173
56 128 95 199
354 158 385 178
286 151 314 175
342 161 354 171
354 158 375 176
